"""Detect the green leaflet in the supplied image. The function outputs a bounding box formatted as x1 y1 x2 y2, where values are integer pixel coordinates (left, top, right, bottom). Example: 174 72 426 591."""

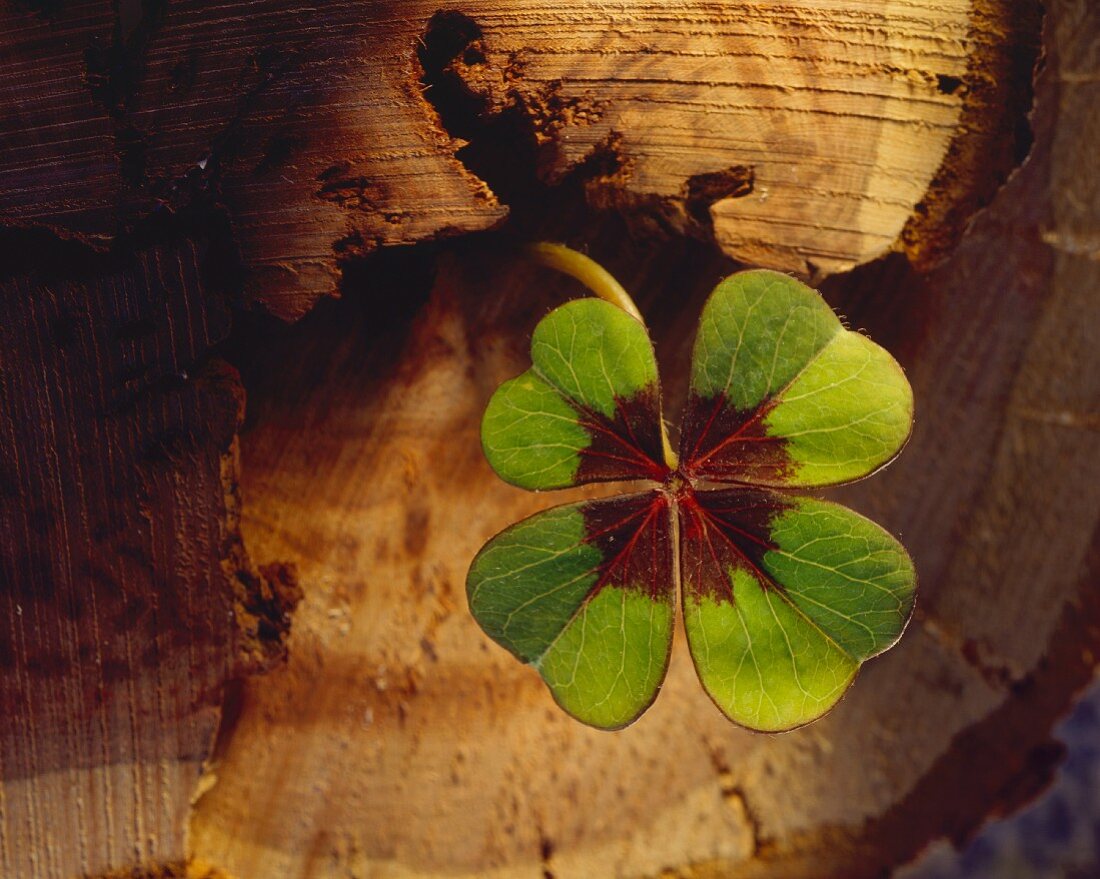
763 496 917 661
679 270 913 487
683 575 858 732
467 492 675 730
481 298 667 490
530 297 657 418
480 375 591 491
540 586 674 730
679 488 914 730
688 271 840 408
470 263 917 732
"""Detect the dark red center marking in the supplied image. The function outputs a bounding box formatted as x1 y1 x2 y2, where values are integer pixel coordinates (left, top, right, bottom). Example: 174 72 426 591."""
677 392 796 484
580 492 673 601
573 385 670 484
676 486 790 602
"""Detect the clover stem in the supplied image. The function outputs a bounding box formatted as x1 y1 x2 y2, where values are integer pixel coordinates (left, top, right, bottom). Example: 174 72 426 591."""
525 242 644 323
526 241 679 471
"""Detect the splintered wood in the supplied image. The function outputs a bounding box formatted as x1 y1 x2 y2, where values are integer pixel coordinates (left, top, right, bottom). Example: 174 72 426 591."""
468 1 975 277
2 1 992 319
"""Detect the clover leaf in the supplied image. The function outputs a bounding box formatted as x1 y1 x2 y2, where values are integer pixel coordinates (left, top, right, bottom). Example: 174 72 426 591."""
468 247 916 731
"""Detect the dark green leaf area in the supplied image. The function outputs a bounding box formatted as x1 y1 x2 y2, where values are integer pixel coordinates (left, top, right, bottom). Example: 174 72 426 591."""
483 373 667 489
680 487 915 659
481 298 668 490
680 269 914 488
761 496 916 660
466 491 675 729
466 491 673 664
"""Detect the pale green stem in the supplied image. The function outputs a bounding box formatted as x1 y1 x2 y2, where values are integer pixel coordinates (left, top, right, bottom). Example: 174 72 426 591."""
525 242 644 323
661 434 680 475
525 241 679 470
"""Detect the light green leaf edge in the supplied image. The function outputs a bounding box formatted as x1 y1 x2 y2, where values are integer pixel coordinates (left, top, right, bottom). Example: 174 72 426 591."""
682 494 916 732
687 269 914 487
481 298 662 490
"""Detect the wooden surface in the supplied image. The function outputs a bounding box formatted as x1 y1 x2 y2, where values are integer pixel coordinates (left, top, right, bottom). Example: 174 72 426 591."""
0 2 119 241
0 1 1034 320
0 239 298 879
1 1 1095 878
185 3 1099 873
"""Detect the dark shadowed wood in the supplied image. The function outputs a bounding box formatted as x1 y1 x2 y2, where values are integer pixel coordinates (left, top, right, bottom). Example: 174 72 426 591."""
0 240 298 878
0 1 119 240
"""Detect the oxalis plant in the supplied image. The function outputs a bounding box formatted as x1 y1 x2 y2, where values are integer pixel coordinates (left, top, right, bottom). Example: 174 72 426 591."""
467 243 916 732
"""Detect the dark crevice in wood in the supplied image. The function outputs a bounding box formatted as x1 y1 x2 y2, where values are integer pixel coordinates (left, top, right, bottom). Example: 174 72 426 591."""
0 195 242 298
211 678 246 762
936 73 966 95
417 12 488 143
704 744 773 858
537 828 556 879
417 11 544 215
223 242 440 435
415 9 630 237
684 166 755 226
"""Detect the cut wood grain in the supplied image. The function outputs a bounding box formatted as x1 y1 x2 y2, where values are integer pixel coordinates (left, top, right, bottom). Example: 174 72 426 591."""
0 240 298 879
0 0 1036 319
184 3 1100 866
1 1 1089 878
0 1 119 240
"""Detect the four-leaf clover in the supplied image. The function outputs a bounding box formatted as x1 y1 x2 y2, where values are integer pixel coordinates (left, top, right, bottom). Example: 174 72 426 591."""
467 264 916 731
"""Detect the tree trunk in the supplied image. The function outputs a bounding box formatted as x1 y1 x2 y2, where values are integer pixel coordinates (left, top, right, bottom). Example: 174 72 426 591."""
1 1 1096 878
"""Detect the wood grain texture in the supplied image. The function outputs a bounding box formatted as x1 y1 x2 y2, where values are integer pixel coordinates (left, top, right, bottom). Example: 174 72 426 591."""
1 1 1089 877
185 4 1099 865
468 0 998 275
0 0 1035 320
0 1 119 240
0 240 297 879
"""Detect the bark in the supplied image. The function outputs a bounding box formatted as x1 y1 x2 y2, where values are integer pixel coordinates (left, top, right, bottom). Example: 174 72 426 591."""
1 1 1097 879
